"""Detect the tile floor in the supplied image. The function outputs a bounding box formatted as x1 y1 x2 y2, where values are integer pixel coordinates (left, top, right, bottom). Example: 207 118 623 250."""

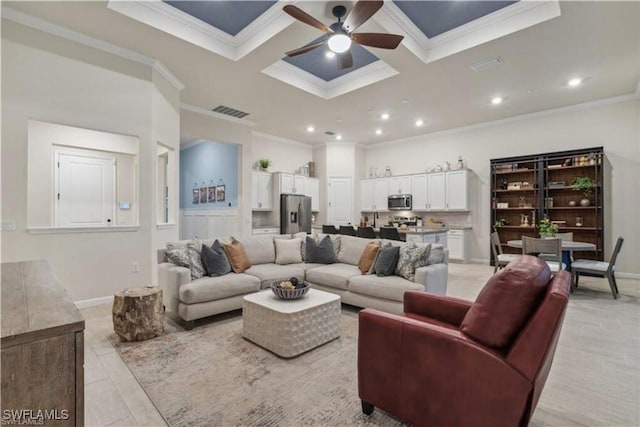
81 262 640 426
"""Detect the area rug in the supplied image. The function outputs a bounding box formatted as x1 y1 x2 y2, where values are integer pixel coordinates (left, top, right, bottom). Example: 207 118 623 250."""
114 310 406 426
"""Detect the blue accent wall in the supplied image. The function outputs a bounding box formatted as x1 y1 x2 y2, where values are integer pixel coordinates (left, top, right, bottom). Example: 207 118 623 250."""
180 140 238 210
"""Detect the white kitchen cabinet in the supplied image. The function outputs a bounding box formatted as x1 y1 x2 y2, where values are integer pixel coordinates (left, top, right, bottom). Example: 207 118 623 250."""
446 170 469 210
411 174 428 211
251 171 272 211
274 172 306 195
388 175 411 195
427 173 446 211
360 178 388 212
252 227 280 236
306 177 320 211
294 175 306 195
447 229 470 263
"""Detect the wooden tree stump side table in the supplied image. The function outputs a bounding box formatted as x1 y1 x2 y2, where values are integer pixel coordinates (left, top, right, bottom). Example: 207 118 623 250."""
112 287 164 342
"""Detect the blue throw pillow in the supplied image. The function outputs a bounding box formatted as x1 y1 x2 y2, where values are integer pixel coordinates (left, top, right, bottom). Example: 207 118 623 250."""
306 235 336 264
201 240 232 277
374 243 400 277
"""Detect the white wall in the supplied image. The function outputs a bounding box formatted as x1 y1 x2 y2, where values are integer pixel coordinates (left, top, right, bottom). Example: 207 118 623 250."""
366 98 640 275
251 132 313 174
1 22 181 301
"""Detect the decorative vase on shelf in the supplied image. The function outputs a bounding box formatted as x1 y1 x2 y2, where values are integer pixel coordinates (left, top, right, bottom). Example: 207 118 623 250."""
568 200 577 207
580 199 591 207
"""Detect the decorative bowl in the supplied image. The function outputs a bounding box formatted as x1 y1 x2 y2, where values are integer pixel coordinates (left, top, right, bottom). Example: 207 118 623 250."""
270 280 310 300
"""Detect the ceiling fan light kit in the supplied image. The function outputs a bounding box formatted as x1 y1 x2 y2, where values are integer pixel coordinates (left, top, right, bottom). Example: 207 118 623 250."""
283 1 403 70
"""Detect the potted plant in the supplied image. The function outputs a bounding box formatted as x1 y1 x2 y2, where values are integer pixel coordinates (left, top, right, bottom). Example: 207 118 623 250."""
493 218 507 231
572 176 595 206
258 159 271 171
539 218 559 237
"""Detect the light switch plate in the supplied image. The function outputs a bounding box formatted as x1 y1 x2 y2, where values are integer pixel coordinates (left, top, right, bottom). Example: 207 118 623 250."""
1 221 16 231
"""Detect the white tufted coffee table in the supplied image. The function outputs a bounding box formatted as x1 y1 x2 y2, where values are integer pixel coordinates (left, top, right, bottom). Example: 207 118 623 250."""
242 289 341 358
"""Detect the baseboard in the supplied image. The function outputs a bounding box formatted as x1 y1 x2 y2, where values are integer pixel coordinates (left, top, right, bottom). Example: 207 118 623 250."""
616 272 640 280
75 295 114 309
471 258 491 264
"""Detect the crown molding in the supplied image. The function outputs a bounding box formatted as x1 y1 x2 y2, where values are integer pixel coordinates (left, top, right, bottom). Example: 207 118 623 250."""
107 0 295 62
261 60 398 100
252 131 313 148
181 104 257 127
2 6 185 91
374 0 561 64
367 93 640 150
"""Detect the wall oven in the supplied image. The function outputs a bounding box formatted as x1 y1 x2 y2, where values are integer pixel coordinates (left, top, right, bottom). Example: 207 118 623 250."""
388 194 412 211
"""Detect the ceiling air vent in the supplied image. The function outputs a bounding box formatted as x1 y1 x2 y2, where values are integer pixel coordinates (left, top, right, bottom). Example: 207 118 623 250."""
471 57 504 72
324 131 335 136
211 105 250 119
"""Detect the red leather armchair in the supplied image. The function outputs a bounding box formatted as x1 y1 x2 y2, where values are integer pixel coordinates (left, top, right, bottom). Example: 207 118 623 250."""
358 256 571 427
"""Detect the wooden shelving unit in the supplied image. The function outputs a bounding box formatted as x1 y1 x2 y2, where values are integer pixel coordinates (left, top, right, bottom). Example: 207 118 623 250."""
490 147 604 265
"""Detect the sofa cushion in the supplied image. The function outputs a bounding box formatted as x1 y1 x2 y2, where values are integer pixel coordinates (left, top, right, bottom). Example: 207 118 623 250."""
179 273 260 304
306 235 337 264
461 256 551 350
289 263 326 272
238 235 276 265
374 243 400 277
244 264 305 289
306 264 361 291
395 241 431 281
293 232 308 261
427 244 446 265
223 238 252 273
275 238 303 265
358 242 380 274
200 240 232 277
348 274 425 302
338 235 380 266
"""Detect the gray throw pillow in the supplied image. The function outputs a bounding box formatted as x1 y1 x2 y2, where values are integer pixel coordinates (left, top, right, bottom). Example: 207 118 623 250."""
201 240 232 277
306 235 336 264
375 243 400 277
427 245 445 265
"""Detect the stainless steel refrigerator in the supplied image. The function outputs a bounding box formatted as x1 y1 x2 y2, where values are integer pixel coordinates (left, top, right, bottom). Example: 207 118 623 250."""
280 194 312 234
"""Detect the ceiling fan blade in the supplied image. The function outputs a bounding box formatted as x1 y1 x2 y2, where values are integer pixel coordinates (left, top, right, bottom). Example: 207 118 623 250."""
283 5 333 33
351 33 404 49
285 40 327 57
337 51 353 70
342 0 383 33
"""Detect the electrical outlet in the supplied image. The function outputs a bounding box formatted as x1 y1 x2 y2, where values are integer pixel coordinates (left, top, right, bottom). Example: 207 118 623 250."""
131 262 139 273
1 221 16 231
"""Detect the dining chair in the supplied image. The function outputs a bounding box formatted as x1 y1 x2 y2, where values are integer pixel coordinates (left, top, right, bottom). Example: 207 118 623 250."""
357 227 376 239
571 236 624 299
322 225 339 235
379 227 401 241
522 236 565 272
539 232 574 264
490 231 519 273
339 225 357 236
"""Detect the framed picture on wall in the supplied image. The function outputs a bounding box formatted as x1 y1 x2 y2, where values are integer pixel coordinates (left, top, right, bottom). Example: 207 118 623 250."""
216 185 225 202
192 189 199 204
207 186 216 203
199 187 207 204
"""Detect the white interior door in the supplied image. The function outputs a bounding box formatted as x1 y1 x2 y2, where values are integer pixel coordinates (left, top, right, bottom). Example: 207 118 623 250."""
56 153 115 227
328 177 352 226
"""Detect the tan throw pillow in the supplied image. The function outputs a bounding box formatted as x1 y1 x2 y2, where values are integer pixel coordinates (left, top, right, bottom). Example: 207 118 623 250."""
222 237 252 273
275 238 303 265
358 242 381 274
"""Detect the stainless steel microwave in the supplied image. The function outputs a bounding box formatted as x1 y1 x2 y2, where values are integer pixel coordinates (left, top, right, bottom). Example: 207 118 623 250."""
388 194 412 211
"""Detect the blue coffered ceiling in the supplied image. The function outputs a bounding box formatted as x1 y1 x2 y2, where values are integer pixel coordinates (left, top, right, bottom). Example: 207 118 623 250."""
392 1 518 38
163 1 277 36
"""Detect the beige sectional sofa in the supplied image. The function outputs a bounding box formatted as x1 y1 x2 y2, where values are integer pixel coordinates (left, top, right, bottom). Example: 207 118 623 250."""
157 234 448 328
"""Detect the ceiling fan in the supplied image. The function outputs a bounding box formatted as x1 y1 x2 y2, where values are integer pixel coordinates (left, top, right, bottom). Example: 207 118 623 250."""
283 1 404 70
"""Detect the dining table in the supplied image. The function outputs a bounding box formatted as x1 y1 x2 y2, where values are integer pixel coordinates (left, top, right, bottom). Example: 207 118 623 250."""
507 239 597 271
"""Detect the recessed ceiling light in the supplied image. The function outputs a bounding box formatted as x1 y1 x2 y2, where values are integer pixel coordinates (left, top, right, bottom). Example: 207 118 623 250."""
491 97 503 105
415 119 424 127
401 99 409 104
381 113 390 120
336 134 342 141
307 125 315 133
375 129 382 135
325 51 336 59
568 77 582 87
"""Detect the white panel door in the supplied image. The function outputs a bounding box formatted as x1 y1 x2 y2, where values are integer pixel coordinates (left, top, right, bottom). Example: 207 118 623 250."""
56 153 115 227
446 170 469 210
411 174 428 211
360 179 375 212
328 177 352 226
427 173 446 211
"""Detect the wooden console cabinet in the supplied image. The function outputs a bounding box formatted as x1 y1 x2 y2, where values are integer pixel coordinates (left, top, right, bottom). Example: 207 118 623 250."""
1 261 84 426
